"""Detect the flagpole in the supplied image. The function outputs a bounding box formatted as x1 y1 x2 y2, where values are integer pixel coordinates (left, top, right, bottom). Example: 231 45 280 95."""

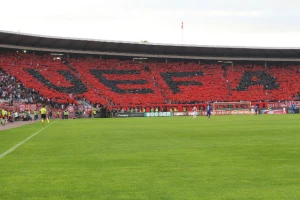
181 22 183 46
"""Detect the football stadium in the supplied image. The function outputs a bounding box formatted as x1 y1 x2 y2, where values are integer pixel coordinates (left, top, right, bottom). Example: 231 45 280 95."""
1 1 300 199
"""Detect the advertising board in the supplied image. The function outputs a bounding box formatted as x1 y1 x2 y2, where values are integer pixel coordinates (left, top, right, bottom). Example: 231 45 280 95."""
267 101 300 108
115 113 145 118
259 109 285 114
19 104 37 112
173 111 202 116
173 110 251 116
144 112 173 117
201 110 251 115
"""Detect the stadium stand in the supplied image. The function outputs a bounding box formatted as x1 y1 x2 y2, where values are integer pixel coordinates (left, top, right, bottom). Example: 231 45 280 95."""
1 53 300 107
0 64 43 105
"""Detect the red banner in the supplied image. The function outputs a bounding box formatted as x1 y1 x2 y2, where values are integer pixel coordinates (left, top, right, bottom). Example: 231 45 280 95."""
19 104 37 112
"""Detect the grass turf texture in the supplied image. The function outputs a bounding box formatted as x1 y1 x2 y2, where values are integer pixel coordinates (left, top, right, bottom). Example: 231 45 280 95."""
0 115 300 200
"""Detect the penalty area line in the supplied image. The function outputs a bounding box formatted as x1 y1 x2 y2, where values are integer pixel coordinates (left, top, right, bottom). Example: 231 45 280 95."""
0 121 56 160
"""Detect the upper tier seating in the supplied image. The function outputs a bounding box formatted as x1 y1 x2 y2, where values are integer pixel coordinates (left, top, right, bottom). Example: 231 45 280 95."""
1 53 299 106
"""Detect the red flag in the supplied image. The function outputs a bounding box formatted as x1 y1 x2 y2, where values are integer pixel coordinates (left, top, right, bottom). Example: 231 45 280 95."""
181 22 183 29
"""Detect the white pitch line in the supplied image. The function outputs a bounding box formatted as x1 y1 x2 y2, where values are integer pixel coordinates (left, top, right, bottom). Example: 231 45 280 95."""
0 121 55 160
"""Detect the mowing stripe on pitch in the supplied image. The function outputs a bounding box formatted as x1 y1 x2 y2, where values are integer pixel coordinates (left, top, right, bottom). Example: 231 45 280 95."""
0 121 55 159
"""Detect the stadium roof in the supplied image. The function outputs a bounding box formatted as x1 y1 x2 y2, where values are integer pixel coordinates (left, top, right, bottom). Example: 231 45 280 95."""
1 30 300 61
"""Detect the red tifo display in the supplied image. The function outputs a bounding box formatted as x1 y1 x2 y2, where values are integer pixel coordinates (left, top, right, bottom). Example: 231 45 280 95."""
1 53 299 106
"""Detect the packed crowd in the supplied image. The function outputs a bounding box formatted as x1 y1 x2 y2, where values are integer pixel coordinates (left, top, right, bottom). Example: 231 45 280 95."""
0 68 47 105
1 53 300 109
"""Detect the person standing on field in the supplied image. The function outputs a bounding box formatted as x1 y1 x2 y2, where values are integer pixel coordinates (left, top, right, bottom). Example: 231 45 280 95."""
206 104 211 119
251 105 255 115
254 105 258 115
34 110 38 120
40 105 47 126
192 106 197 119
283 103 287 114
292 102 296 114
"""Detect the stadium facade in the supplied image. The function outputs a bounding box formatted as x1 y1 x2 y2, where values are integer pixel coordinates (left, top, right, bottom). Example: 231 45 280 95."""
1 30 300 115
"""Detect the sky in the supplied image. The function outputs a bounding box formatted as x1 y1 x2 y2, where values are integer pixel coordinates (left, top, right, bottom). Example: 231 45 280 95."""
1 0 300 47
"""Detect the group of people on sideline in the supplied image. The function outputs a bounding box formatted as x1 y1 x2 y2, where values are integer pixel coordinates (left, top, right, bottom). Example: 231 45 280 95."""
1 108 33 125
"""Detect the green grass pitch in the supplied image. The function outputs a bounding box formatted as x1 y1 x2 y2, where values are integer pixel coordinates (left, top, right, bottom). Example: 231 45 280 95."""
1 115 300 200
